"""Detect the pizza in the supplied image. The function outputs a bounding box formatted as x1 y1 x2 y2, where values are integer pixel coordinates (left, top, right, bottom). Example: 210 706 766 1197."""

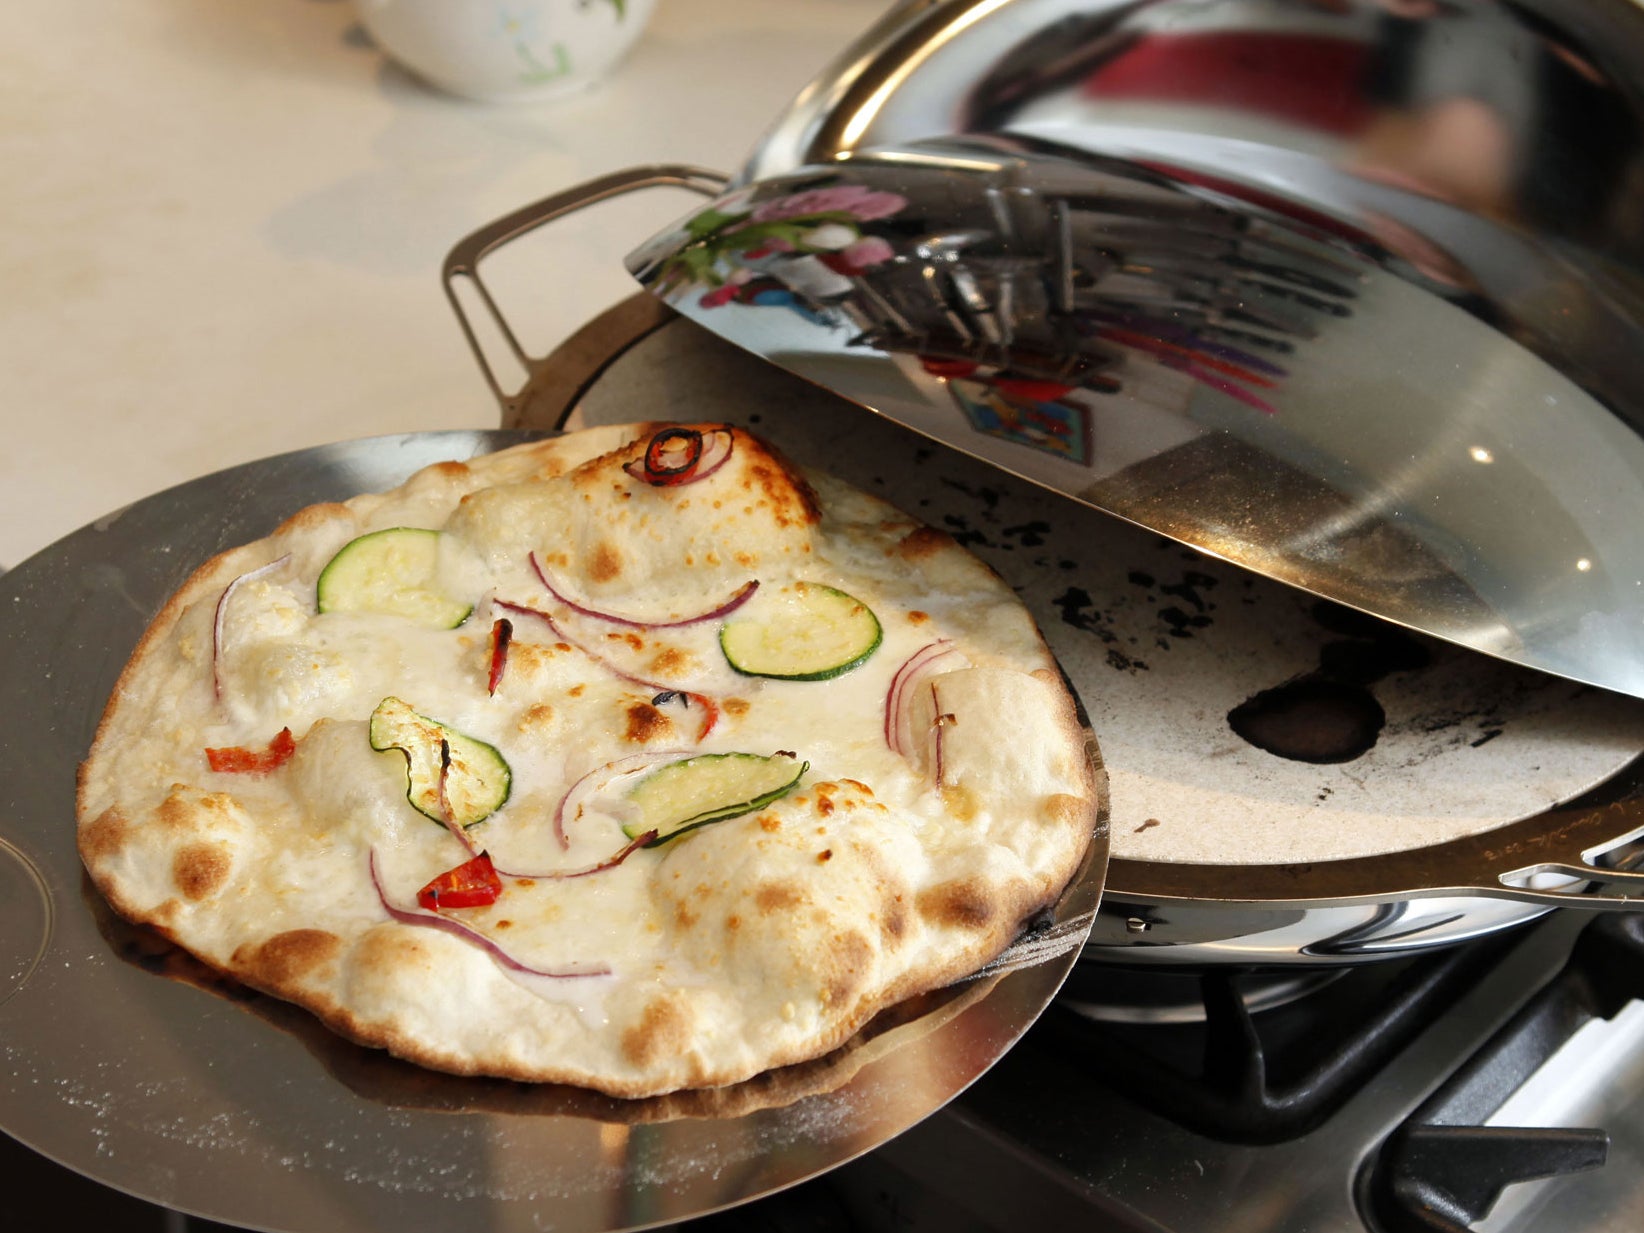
76 423 1099 1098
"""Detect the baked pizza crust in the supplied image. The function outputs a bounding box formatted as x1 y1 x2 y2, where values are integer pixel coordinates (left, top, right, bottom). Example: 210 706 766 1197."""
77 424 1098 1098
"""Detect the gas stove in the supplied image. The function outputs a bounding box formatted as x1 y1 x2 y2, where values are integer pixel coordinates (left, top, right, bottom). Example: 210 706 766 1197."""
680 908 1644 1233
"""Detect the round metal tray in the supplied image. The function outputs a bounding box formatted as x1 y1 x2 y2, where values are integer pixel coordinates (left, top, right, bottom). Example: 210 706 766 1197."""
0 430 1105 1232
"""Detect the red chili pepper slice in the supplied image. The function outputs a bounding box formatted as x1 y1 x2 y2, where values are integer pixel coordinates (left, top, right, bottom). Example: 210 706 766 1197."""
688 691 720 741
205 727 296 774
487 617 513 696
641 428 704 485
416 851 502 912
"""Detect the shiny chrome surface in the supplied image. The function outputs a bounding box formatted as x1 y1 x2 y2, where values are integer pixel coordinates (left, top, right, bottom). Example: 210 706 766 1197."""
628 0 1644 700
0 431 1104 1232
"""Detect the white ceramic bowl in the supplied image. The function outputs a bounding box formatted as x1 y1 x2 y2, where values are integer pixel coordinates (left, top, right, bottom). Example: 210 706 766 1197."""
355 0 658 103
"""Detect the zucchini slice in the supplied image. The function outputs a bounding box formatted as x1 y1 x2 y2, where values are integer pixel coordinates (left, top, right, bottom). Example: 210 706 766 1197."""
317 528 472 628
369 697 511 828
622 752 807 846
719 582 881 681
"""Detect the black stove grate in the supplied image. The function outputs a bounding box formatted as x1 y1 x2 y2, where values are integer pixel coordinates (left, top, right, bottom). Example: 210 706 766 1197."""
1048 929 1526 1144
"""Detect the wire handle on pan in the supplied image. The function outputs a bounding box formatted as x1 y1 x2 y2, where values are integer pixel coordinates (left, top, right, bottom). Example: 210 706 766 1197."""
442 165 728 424
1493 859 1644 910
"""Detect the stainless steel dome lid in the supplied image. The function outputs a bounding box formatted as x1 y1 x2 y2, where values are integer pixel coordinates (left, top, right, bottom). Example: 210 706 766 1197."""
624 0 1644 700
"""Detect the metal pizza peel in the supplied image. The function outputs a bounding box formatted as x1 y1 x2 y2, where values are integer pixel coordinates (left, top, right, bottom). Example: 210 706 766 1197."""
0 429 1107 1232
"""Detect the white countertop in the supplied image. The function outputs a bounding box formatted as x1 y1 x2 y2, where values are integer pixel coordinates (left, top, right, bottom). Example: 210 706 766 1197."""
0 0 891 570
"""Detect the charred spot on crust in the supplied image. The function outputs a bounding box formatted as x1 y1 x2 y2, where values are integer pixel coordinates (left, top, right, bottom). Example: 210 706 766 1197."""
818 930 873 1009
755 881 804 915
916 878 996 930
648 646 692 677
172 841 232 901
882 896 909 942
236 928 341 987
157 787 239 833
1044 793 1088 827
741 439 822 528
621 994 694 1069
897 526 956 560
516 703 556 735
623 701 675 744
80 807 129 862
587 541 623 582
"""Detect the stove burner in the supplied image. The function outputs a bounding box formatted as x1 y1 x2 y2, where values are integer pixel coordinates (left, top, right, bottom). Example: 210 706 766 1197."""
1060 964 1346 1024
1050 935 1523 1143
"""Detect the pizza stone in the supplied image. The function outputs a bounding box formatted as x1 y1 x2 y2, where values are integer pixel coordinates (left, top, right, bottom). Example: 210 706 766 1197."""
77 423 1099 1098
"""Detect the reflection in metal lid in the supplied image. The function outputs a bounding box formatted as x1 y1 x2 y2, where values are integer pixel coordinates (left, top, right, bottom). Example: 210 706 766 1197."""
626 0 1644 699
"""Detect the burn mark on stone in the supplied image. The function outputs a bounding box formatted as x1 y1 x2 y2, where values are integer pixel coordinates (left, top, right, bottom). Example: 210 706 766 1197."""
1054 587 1150 672
1001 520 1050 547
939 477 1003 512
1227 600 1434 764
1159 570 1219 613
1125 566 1220 640
941 515 991 549
1158 606 1212 638
1053 586 1104 635
1229 679 1387 764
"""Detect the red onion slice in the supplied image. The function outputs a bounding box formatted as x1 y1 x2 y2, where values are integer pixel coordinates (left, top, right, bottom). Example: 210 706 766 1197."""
434 739 481 857
529 552 757 630
494 599 719 745
884 640 958 754
495 598 650 692
621 427 735 488
547 749 690 849
930 680 953 787
369 849 610 981
494 829 657 880
211 554 291 700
